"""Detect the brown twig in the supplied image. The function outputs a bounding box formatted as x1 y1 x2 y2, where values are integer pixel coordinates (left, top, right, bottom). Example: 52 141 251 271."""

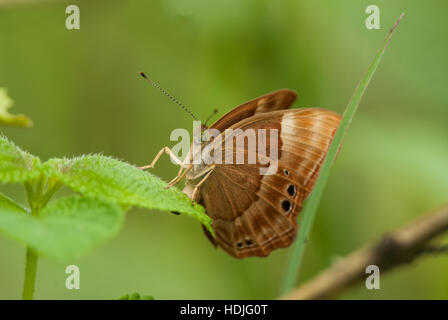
281 205 448 300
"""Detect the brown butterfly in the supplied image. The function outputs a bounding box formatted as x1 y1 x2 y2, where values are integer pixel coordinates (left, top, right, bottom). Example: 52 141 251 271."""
140 73 341 258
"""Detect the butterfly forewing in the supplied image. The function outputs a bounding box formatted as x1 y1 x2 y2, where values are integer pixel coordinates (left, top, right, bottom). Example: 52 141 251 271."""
210 89 297 132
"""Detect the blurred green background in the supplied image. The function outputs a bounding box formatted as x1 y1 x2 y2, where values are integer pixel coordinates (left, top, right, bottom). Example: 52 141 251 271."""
0 0 447 299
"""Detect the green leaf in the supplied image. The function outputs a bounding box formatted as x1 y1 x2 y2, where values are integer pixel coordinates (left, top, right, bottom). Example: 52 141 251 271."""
281 14 405 294
117 293 155 300
42 155 213 234
0 195 124 262
0 88 33 127
0 135 41 183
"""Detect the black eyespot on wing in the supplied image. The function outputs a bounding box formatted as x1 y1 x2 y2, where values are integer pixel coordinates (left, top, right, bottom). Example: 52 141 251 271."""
237 242 243 249
282 200 291 212
283 169 290 176
246 239 253 247
287 185 296 197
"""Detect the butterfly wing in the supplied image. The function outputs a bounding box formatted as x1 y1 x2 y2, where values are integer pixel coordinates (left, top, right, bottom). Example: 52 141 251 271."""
209 89 297 132
198 108 341 258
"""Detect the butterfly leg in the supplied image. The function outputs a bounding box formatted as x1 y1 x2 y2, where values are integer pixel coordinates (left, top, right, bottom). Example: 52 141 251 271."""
168 165 185 185
139 146 185 170
190 166 215 204
167 163 193 188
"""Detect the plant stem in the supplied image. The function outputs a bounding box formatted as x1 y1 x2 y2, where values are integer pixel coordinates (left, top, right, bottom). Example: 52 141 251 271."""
24 181 35 210
22 248 38 300
40 181 62 208
280 13 404 296
22 187 39 300
21 177 61 300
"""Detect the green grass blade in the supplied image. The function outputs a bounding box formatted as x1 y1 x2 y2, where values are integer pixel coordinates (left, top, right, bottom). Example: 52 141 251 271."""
280 13 404 296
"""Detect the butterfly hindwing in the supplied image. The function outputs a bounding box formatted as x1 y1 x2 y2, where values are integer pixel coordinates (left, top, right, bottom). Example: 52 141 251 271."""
197 108 341 258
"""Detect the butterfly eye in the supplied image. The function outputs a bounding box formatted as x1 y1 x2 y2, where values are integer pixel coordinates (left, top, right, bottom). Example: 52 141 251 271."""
287 185 296 197
282 200 292 213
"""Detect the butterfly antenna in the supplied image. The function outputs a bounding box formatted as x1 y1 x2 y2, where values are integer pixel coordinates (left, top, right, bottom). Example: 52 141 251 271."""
204 108 218 127
139 72 199 122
